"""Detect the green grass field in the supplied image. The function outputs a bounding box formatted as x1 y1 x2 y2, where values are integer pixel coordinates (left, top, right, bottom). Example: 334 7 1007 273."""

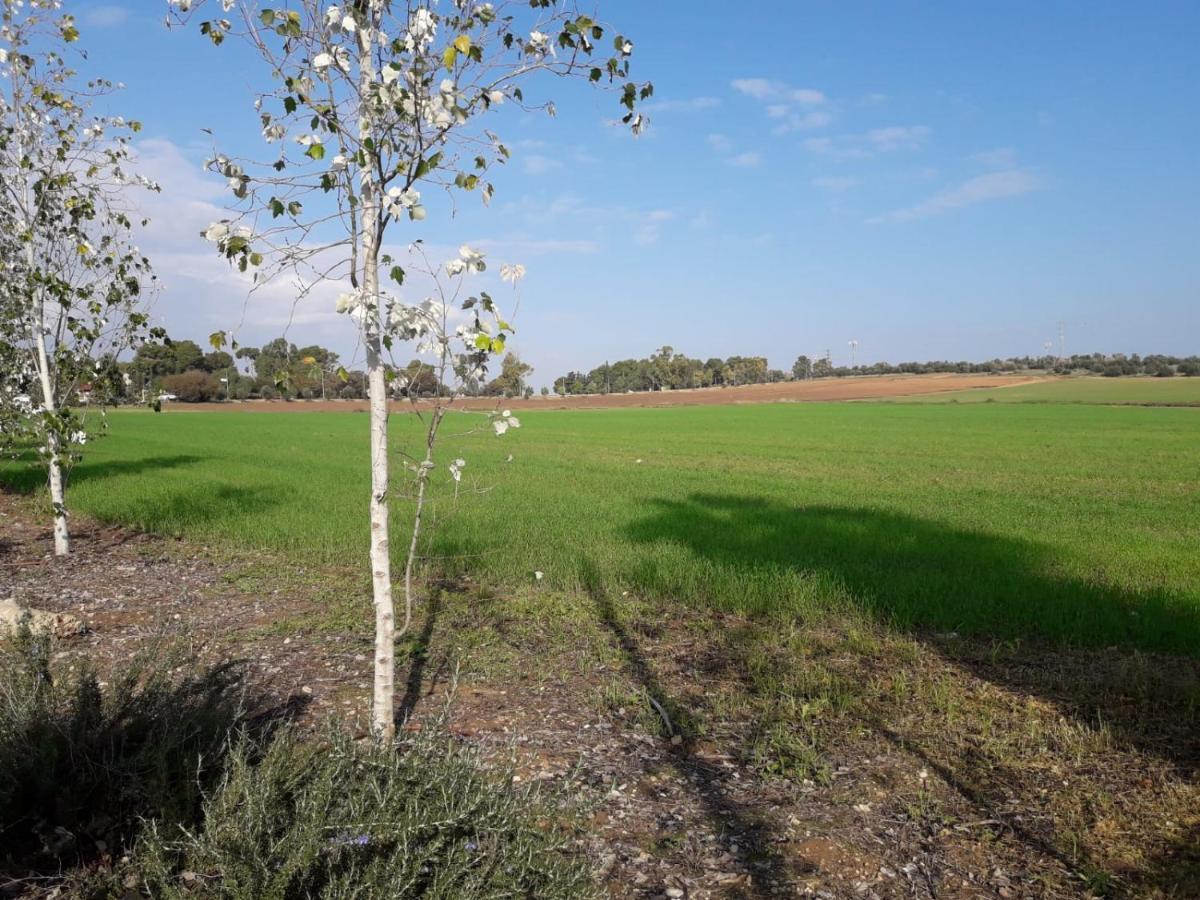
4 399 1198 655
910 375 1200 405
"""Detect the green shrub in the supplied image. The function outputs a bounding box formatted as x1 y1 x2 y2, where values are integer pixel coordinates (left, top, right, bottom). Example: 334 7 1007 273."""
124 724 597 899
0 627 249 879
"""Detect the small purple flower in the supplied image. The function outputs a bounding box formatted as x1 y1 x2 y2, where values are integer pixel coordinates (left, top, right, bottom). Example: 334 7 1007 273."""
330 831 370 847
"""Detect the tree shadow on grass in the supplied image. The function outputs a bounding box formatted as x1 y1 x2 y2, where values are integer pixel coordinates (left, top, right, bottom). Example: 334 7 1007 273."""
623 493 1200 892
623 494 1200 764
625 494 1198 657
0 453 204 494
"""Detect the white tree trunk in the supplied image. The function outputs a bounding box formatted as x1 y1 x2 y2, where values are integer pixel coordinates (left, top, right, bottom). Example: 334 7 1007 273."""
46 439 69 556
359 0 395 742
33 291 69 556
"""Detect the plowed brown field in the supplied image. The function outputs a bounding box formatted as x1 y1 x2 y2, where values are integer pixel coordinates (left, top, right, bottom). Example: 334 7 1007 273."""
166 373 1046 413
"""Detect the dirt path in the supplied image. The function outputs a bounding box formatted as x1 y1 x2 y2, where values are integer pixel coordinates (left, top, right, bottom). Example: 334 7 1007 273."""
161 373 1048 414
3 492 1195 899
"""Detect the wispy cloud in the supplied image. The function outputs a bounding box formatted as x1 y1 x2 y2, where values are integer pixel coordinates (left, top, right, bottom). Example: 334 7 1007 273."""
803 125 931 159
83 5 131 27
706 133 733 154
522 154 563 176
972 147 1018 169
732 79 825 105
642 96 721 114
635 210 676 246
733 78 830 134
707 133 762 168
729 151 763 168
812 176 860 192
869 169 1043 224
865 126 930 151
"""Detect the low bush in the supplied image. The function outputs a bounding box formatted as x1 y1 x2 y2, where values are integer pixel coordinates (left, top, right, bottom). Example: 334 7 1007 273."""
0 627 248 884
124 724 597 899
1 628 596 899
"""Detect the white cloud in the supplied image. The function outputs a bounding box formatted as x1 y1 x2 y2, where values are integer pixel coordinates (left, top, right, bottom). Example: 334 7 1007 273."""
972 147 1017 169
634 210 676 246
773 110 832 134
522 154 563 176
865 125 930 151
733 79 830 134
732 79 825 105
706 133 733 154
84 5 131 28
642 96 721 113
803 125 931 159
729 151 762 168
868 169 1043 224
812 176 859 192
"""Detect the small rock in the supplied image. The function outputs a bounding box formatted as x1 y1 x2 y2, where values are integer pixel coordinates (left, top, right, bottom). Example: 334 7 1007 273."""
0 598 84 638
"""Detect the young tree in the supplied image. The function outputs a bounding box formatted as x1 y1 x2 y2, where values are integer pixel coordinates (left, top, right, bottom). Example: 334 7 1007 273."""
169 0 649 739
486 350 532 397
0 1 158 555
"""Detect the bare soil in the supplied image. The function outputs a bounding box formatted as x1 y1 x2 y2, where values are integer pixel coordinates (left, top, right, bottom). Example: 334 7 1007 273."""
163 373 1047 414
2 492 1196 899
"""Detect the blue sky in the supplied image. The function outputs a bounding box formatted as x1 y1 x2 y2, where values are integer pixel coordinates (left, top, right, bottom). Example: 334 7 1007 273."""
74 1 1199 383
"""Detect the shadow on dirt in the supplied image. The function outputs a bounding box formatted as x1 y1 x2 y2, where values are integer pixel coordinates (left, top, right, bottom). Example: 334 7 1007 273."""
580 557 799 898
621 493 1200 893
624 494 1200 759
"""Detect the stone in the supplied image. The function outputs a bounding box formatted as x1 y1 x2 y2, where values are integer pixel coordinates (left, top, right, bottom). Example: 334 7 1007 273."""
0 597 84 638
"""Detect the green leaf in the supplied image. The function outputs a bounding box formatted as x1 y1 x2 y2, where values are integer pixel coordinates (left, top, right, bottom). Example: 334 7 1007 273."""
305 143 326 161
442 46 458 71
260 10 276 26
453 34 472 54
389 266 405 286
209 331 227 350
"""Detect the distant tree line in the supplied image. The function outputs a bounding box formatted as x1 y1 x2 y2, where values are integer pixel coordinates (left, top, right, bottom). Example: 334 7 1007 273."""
797 352 1200 380
552 346 788 395
87 336 539 403
86 342 1199 405
552 349 1200 395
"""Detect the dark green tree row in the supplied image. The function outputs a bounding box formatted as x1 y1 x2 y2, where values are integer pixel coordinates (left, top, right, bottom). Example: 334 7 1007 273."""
553 346 784 395
88 338 537 403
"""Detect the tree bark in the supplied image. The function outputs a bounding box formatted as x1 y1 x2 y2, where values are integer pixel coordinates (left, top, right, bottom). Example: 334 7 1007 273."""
33 284 69 556
359 0 395 742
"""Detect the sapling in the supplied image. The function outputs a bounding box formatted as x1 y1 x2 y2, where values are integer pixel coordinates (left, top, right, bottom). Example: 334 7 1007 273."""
169 0 649 739
0 0 159 556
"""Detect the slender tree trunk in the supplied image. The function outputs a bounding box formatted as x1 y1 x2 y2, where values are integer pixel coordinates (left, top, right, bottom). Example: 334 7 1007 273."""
358 0 395 742
32 281 69 555
45 434 69 556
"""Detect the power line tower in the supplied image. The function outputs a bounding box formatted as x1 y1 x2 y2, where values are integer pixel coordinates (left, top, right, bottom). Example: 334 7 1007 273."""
848 339 859 368
1057 320 1067 363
